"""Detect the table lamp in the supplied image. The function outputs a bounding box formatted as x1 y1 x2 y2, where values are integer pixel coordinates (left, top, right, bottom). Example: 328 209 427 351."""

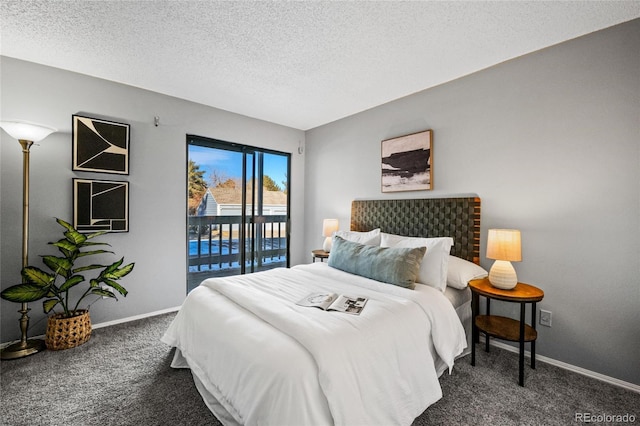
322 219 339 252
486 229 521 290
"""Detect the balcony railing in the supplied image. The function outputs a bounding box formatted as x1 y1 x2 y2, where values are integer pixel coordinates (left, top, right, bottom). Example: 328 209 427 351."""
188 215 288 290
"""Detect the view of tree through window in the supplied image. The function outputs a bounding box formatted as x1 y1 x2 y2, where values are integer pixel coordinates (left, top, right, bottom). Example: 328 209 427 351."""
187 137 290 292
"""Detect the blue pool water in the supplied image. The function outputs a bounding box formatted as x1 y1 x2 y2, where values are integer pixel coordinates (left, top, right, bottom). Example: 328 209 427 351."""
188 238 286 272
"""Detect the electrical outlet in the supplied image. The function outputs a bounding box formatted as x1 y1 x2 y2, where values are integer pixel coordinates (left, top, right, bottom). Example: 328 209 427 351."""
540 309 552 327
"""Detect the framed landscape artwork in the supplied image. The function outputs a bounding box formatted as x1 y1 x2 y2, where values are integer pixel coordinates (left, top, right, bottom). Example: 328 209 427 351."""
74 178 129 233
72 115 130 175
381 130 432 192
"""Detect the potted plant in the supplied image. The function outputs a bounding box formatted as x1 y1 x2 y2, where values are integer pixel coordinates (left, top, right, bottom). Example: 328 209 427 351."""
1 218 134 350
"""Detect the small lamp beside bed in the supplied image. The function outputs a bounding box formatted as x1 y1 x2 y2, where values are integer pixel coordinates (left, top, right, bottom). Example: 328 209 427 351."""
486 229 522 290
322 219 339 252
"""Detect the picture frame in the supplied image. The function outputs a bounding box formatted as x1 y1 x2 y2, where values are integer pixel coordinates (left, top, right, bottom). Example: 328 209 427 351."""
73 178 129 233
381 130 432 192
72 115 130 175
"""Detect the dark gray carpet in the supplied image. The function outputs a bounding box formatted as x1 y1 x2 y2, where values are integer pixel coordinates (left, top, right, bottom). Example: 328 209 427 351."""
1 312 638 426
419 347 639 426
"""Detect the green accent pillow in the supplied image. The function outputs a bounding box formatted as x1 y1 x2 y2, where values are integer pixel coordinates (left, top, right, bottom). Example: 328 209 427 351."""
328 236 426 289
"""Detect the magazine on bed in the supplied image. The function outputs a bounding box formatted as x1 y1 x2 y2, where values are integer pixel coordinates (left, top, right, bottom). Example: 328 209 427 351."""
296 292 368 315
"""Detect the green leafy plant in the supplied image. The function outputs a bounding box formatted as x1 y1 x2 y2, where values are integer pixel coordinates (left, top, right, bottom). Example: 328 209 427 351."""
1 218 134 317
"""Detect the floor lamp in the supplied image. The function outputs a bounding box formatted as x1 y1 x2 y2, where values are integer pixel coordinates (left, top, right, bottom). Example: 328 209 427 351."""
0 120 57 360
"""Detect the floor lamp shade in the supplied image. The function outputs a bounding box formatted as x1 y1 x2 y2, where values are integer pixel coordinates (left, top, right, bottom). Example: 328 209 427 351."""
0 120 57 142
0 120 57 360
322 219 339 252
486 229 522 289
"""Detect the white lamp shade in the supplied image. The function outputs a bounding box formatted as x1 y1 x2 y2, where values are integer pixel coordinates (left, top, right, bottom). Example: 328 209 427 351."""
0 120 57 142
486 229 522 261
322 219 339 237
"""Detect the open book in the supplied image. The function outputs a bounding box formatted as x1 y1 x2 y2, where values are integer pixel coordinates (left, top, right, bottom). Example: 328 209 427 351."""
297 292 368 315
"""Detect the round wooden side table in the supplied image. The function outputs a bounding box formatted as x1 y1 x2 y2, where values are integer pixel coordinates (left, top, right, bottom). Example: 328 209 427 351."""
469 277 544 386
311 249 329 263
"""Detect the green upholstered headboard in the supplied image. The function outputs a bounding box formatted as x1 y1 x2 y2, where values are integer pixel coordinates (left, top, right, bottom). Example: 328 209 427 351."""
350 197 481 264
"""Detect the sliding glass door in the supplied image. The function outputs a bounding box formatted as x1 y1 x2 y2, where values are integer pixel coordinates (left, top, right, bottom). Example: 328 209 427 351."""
187 135 290 292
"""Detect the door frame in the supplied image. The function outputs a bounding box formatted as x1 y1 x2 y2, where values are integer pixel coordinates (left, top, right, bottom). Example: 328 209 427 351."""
186 135 291 287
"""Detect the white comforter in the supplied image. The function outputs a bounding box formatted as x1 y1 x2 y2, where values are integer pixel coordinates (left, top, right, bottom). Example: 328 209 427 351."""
162 262 466 426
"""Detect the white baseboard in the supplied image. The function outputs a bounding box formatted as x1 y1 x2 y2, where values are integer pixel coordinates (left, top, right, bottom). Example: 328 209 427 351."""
1 306 181 349
483 338 640 394
91 306 181 330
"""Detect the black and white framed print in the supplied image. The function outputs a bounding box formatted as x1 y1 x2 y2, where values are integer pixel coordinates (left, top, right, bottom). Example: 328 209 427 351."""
72 115 130 175
74 178 129 233
381 130 432 193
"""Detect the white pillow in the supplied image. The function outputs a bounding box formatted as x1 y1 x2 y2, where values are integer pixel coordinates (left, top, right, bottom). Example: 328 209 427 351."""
446 256 488 289
380 233 453 292
334 228 381 246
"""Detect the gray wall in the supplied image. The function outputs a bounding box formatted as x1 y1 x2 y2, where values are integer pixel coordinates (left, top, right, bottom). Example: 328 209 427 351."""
304 20 640 385
1 57 306 341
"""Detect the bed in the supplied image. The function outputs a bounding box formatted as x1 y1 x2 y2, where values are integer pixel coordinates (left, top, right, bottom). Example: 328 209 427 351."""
162 197 485 425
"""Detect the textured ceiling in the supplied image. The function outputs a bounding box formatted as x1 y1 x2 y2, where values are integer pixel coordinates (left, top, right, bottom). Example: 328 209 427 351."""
1 1 639 130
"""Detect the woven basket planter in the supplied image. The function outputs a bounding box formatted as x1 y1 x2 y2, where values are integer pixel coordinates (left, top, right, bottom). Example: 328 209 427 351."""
45 309 92 350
